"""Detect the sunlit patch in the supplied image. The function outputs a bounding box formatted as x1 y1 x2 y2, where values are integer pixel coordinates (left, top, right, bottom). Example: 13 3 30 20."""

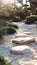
2 0 14 4
2 0 10 4
15 1 22 7
34 63 37 65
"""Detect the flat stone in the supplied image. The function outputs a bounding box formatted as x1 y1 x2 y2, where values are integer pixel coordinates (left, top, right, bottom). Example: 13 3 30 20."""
15 34 28 38
24 32 32 35
10 45 32 55
12 37 35 44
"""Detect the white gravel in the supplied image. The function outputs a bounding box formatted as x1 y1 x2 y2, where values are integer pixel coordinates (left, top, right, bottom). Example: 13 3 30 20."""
0 22 37 65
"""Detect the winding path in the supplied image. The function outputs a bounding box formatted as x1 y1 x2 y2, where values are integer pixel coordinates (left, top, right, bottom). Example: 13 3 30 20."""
0 22 37 65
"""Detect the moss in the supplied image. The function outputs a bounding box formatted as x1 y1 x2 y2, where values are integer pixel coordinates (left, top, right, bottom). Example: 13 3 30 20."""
0 26 7 38
8 24 18 29
7 27 16 34
0 56 11 65
25 15 37 24
0 24 16 38
26 15 37 19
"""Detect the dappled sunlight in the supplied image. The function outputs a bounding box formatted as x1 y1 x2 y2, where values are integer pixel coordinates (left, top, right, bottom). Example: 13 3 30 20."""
2 0 10 4
17 29 23 34
2 0 14 4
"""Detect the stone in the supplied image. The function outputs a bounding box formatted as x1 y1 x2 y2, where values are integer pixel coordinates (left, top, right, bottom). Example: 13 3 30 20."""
10 45 32 55
12 37 35 44
24 32 32 35
15 34 28 38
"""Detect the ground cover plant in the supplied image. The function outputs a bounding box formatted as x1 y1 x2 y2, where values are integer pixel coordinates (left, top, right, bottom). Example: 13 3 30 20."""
0 56 11 65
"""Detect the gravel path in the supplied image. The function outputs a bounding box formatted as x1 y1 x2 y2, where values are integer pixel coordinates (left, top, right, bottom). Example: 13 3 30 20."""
0 22 37 65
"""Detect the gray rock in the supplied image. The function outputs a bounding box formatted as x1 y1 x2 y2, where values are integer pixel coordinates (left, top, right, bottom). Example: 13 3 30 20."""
12 37 35 44
10 45 32 55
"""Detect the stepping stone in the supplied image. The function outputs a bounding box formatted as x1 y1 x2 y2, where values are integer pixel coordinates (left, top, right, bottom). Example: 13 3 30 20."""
12 37 35 44
15 34 28 38
24 32 32 35
10 45 32 55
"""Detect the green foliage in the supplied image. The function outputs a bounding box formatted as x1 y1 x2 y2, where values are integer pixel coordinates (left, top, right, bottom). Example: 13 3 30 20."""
0 56 11 65
13 16 21 22
7 27 16 34
0 26 7 38
8 24 18 29
15 6 29 21
26 15 37 19
25 15 37 24
0 24 17 38
6 62 11 65
0 5 30 22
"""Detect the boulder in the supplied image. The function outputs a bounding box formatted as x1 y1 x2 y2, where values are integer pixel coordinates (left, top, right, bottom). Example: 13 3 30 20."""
10 45 32 55
12 37 35 44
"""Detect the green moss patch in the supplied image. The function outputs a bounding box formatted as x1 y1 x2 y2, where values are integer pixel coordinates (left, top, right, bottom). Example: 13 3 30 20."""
0 56 11 65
